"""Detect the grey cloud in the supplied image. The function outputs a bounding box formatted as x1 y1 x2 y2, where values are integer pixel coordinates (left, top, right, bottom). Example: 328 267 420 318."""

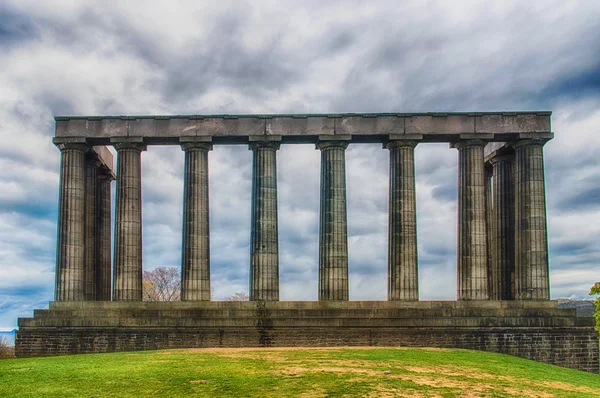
0 4 39 47
556 186 600 211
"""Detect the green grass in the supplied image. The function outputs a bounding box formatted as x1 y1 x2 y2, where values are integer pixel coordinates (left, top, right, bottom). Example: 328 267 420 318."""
0 348 599 397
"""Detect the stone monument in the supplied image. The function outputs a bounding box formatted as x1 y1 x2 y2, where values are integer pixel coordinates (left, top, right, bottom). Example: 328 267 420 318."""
16 112 598 373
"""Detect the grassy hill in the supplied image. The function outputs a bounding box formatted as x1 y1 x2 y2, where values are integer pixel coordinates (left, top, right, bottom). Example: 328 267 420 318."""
0 347 598 397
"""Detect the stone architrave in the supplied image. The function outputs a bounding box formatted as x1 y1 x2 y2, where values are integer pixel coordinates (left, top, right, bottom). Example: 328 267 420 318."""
490 154 516 300
455 140 489 300
96 167 114 301
249 138 281 301
514 140 550 300
54 139 88 301
317 137 350 301
112 139 146 301
84 153 100 301
386 140 419 301
181 140 212 301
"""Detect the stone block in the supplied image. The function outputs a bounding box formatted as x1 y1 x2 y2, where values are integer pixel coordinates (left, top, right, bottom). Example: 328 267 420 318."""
405 114 474 135
266 116 334 136
336 115 404 135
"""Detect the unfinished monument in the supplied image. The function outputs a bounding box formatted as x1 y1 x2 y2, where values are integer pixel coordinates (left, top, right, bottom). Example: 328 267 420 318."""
16 112 598 373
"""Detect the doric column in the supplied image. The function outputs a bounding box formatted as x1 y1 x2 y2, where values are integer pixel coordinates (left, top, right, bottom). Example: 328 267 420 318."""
249 139 280 301
386 140 419 301
84 153 100 301
514 140 550 300
96 167 115 301
112 139 146 301
53 139 88 301
181 140 212 301
490 155 516 300
317 138 350 301
484 165 495 298
455 140 489 300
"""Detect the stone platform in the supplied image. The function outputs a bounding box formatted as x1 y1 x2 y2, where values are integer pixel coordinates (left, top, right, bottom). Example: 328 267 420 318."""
16 300 598 373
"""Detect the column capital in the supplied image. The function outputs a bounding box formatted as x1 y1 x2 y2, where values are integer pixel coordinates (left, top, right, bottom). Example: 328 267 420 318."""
249 141 281 151
315 140 350 151
53 137 89 152
385 140 418 150
316 136 350 151
180 136 213 152
53 137 88 150
452 139 489 150
84 151 102 167
249 135 281 151
181 142 213 152
510 138 550 149
110 137 147 152
97 167 116 181
488 154 515 165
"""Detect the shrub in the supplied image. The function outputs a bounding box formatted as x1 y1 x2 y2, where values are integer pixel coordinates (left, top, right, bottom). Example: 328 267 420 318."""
590 282 600 333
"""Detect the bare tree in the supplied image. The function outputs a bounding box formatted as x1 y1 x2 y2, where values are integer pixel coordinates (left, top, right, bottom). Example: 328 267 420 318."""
222 292 249 301
591 282 600 334
142 267 181 301
0 337 15 359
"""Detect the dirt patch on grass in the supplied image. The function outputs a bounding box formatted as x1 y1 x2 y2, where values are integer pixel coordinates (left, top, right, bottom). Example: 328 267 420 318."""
503 387 555 397
404 365 516 381
404 365 596 395
540 381 597 394
366 386 435 397
299 386 327 397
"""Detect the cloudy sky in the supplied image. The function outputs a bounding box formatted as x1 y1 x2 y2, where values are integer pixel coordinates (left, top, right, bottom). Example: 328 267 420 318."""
1 0 599 331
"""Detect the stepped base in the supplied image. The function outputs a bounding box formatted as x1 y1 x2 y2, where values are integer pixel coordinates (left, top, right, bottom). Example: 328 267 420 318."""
16 300 599 373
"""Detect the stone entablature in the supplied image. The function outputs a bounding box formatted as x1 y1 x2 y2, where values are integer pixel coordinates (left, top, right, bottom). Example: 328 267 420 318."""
55 112 551 143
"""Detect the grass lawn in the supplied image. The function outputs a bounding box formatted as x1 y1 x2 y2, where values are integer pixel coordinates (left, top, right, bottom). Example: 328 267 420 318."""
0 347 599 397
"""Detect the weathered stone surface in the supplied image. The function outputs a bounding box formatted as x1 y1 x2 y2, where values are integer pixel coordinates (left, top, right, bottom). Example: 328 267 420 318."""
386 140 418 301
84 154 100 301
54 142 88 301
514 140 550 300
490 155 516 300
317 139 350 301
96 168 114 301
249 141 280 301
338 115 404 135
54 113 552 143
455 140 489 300
266 116 333 136
181 142 212 301
113 141 146 301
15 301 599 373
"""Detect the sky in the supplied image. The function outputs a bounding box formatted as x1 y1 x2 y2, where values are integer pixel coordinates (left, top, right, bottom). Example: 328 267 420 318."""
0 0 599 331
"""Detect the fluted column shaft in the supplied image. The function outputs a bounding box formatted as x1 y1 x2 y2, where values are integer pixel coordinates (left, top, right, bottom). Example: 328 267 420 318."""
84 155 99 301
249 141 280 301
485 166 495 298
113 142 146 301
491 155 516 300
96 169 114 301
387 140 419 301
318 140 349 301
514 140 550 300
181 142 212 301
455 140 489 300
55 142 88 301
